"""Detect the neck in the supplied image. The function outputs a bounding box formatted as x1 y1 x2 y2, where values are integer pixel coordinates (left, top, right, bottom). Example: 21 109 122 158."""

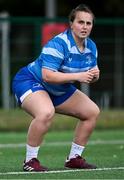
72 32 85 52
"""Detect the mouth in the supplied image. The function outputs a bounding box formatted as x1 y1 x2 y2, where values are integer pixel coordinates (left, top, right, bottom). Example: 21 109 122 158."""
81 31 87 35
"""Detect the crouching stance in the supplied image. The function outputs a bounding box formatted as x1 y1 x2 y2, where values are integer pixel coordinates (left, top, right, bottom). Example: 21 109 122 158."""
12 4 100 172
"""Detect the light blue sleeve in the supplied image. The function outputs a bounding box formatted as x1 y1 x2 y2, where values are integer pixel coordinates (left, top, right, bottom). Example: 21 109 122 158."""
40 39 65 71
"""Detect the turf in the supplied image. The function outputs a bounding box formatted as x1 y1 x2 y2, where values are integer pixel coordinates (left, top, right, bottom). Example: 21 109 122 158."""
0 129 124 179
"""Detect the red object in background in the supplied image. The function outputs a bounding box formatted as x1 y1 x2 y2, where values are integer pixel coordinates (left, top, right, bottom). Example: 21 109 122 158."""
41 23 68 46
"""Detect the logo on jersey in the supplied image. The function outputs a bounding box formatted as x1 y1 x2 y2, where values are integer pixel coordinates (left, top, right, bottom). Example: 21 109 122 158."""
33 83 43 88
68 57 72 62
86 55 92 65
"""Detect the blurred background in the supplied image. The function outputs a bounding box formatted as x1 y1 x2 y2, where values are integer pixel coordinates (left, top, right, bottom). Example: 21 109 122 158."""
0 1 124 167
0 0 124 110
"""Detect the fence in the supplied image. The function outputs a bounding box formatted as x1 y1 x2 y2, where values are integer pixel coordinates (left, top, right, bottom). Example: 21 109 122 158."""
0 16 124 109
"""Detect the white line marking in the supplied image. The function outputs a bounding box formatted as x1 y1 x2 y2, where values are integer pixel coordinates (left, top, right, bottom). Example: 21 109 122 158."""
0 167 124 175
0 140 124 148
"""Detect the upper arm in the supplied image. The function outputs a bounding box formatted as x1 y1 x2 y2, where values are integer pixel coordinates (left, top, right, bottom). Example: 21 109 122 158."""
40 40 65 71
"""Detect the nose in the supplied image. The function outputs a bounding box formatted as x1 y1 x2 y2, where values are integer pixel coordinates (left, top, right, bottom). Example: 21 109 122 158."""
82 22 87 29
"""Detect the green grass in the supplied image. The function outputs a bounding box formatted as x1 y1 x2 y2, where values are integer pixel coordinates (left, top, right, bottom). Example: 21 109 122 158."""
0 129 124 179
0 109 124 131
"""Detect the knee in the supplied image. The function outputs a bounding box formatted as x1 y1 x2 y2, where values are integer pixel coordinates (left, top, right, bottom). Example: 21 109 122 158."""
82 104 100 124
43 107 55 120
93 104 100 117
36 106 55 125
89 104 100 122
82 104 100 120
43 107 55 129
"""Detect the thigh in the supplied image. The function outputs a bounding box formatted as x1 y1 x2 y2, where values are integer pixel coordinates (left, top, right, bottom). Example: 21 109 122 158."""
21 90 55 118
55 89 99 119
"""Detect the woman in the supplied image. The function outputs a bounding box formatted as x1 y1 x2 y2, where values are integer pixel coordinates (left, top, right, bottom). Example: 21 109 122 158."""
12 4 100 172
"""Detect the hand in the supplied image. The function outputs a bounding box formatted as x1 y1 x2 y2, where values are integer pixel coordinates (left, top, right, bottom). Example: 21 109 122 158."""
89 67 100 82
77 71 94 83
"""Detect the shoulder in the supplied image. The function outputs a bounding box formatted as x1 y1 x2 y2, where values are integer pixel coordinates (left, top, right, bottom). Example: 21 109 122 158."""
86 38 98 57
43 30 67 47
53 29 71 51
86 38 97 49
43 29 70 53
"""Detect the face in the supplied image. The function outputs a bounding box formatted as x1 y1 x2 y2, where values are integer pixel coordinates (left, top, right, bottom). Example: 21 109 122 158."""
70 11 93 42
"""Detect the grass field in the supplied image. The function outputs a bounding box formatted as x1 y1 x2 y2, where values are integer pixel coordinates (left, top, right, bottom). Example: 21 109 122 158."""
1 109 124 131
0 129 124 179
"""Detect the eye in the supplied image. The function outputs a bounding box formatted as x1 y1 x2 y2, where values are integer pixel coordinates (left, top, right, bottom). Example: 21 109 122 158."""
78 20 85 25
78 20 92 26
86 21 92 25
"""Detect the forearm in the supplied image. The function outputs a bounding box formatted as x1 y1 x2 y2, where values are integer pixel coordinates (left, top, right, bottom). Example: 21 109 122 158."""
42 68 78 84
42 68 97 84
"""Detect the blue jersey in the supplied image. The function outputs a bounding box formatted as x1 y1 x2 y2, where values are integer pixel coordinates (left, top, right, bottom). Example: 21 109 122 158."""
27 29 98 96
